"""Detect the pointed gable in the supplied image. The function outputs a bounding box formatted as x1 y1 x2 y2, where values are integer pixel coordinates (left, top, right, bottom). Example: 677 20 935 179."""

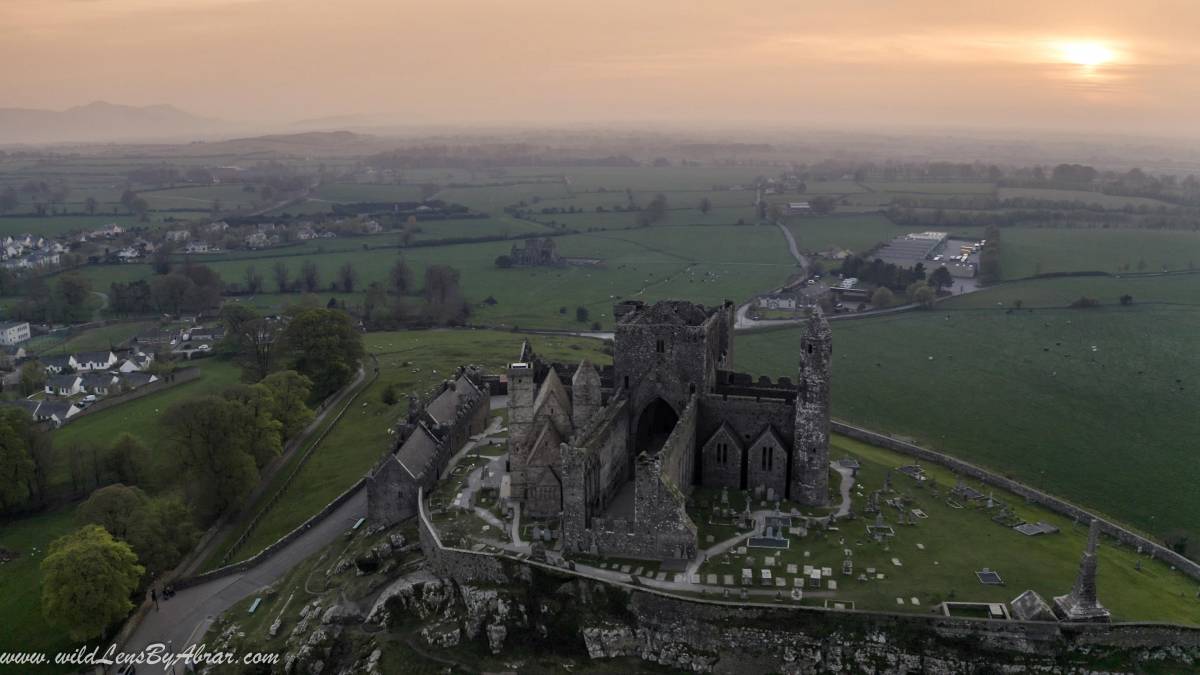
702 423 744 489
748 426 786 475
532 367 572 436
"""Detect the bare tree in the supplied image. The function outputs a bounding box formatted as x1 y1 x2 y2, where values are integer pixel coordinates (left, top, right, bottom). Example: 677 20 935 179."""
273 260 291 293
244 265 264 295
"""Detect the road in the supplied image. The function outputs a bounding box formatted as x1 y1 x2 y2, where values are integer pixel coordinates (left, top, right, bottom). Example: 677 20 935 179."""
124 489 367 655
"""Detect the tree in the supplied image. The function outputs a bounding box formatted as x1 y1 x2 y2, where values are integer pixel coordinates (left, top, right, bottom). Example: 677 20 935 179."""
166 396 261 521
381 383 398 406
223 384 284 468
390 257 413 294
870 287 894 308
273 260 291 293
221 305 281 382
283 308 364 400
260 371 315 439
0 408 37 513
575 306 590 323
77 484 150 540
243 265 264 295
422 264 467 323
105 434 147 486
928 266 954 292
698 197 712 214
337 262 358 293
19 361 46 396
300 260 320 293
41 525 143 640
979 248 1002 284
1119 294 1134 306
494 255 514 269
151 245 172 275
0 187 17 213
906 281 935 308
637 193 669 226
84 196 98 215
51 273 93 323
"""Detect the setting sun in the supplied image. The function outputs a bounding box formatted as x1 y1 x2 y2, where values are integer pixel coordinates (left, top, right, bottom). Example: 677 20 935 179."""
1057 41 1116 66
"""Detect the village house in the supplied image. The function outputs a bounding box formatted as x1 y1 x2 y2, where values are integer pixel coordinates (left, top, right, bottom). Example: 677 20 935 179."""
74 351 118 372
35 400 81 426
119 372 159 390
80 372 119 396
42 354 78 375
45 373 83 397
164 229 191 242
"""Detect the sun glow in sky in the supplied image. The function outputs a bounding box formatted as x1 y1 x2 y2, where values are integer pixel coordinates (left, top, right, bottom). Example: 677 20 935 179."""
1 1 1199 134
1056 42 1117 66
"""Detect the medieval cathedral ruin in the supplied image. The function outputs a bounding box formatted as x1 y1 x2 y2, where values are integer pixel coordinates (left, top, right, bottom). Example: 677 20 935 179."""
507 299 832 561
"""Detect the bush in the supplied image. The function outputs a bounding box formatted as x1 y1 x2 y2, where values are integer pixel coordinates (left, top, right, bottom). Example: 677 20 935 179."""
1069 296 1101 309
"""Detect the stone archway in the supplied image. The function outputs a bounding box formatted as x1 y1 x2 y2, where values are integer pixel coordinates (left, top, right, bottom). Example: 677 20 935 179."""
635 397 679 456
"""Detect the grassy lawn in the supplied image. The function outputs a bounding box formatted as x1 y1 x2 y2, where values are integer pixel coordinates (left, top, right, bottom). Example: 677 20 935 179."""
0 508 83 666
694 434 1200 622
734 297 1200 551
227 330 612 563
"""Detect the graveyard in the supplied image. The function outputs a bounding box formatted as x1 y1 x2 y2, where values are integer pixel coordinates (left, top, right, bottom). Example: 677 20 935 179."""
685 435 1199 622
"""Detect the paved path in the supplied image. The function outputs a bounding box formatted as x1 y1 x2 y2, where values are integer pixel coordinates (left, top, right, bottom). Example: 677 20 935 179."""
832 463 856 519
776 222 809 268
125 489 367 654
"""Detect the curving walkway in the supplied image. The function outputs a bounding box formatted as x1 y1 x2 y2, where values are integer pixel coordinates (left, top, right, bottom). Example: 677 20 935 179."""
124 489 366 655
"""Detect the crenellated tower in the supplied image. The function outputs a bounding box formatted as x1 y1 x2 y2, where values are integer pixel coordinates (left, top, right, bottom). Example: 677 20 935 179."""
791 307 832 505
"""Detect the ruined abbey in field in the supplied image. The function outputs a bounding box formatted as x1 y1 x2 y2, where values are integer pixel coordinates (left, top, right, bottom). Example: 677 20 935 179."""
508 299 832 561
368 298 833 563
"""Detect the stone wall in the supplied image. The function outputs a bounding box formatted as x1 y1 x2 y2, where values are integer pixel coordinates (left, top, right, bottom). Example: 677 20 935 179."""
417 487 523 585
697 394 793 489
414 513 1200 673
832 420 1200 582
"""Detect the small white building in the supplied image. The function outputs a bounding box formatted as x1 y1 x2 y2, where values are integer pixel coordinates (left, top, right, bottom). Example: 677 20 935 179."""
0 321 31 346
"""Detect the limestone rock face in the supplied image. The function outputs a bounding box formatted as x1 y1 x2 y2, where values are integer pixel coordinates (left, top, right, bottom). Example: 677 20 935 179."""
365 570 453 626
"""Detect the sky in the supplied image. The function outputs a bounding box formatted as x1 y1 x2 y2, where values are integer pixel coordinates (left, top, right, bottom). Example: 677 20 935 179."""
3 0 1200 136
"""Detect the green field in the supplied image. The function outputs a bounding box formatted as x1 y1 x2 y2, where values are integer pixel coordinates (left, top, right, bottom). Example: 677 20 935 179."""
70 225 799 329
0 509 81 664
999 227 1200 277
786 214 914 254
693 434 1199 622
227 329 612 562
0 214 152 237
312 182 428 203
139 184 264 211
999 187 1174 210
735 292 1200 551
865 181 997 194
944 273 1200 309
33 321 156 357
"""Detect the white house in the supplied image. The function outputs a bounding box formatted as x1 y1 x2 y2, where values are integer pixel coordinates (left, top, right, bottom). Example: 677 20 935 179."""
164 229 191 242
74 351 118 372
183 241 211 254
81 372 119 396
36 401 81 426
42 354 78 375
0 321 31 346
46 374 83 397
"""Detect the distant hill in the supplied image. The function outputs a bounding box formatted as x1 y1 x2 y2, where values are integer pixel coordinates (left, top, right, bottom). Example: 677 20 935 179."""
0 101 229 144
176 130 395 158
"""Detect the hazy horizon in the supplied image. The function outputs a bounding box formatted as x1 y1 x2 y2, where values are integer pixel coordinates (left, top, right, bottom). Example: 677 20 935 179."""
4 0 1200 139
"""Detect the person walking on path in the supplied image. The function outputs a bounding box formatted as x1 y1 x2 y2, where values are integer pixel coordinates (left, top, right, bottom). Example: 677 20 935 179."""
151 587 159 610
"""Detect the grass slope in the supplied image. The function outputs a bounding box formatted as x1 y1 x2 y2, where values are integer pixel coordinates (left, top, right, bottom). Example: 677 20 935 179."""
735 300 1200 550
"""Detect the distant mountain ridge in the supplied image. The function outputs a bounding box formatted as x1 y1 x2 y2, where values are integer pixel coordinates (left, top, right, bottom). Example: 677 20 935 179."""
0 101 229 144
